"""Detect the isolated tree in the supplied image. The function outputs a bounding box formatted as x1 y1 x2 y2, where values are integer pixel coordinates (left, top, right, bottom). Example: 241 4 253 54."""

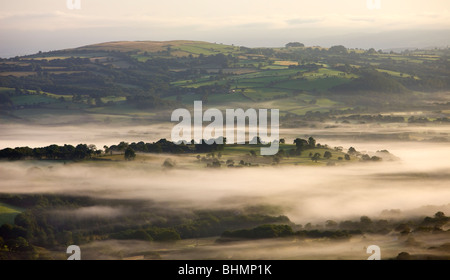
253 136 262 144
124 147 136 161
348 147 357 155
294 138 308 151
308 137 316 148
324 151 332 159
311 153 321 162
344 154 351 161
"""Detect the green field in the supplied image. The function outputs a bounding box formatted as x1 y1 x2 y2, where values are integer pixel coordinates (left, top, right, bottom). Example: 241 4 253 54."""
97 143 356 170
376 69 418 79
241 88 290 101
274 76 350 91
10 94 58 106
0 87 15 94
0 203 24 225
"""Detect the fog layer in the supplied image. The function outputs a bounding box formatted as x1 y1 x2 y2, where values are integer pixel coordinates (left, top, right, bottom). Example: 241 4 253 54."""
0 141 449 224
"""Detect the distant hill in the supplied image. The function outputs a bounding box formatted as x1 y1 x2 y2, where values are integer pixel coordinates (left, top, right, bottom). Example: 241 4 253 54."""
0 40 449 124
73 40 240 57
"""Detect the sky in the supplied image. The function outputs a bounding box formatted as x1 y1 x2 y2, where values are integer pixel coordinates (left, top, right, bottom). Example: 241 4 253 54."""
0 0 449 57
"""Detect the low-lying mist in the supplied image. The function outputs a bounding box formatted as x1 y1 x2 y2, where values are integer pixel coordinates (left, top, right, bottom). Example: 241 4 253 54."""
1 121 449 259
62 231 450 260
1 122 449 150
0 141 449 224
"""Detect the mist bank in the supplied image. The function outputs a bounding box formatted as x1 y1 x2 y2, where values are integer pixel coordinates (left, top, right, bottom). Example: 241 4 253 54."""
1 121 449 259
1 121 449 150
0 144 449 224
73 231 450 260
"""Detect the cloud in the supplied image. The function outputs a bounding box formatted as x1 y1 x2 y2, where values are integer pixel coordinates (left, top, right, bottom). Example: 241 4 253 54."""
1 8 449 32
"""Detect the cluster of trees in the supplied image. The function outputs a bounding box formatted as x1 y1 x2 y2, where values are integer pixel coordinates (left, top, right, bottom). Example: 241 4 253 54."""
0 54 173 104
107 139 226 158
0 193 292 259
218 211 450 243
1 192 447 259
337 212 449 235
219 224 356 242
347 147 382 162
0 223 36 259
292 136 316 155
110 227 181 242
0 144 99 160
108 139 189 155
175 211 290 239
221 224 294 240
0 138 228 162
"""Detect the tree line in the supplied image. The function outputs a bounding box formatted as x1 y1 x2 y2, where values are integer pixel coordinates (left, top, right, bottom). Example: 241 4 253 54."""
0 138 227 161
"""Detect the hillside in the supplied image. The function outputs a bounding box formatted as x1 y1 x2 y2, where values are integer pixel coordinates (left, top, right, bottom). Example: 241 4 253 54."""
0 40 449 125
74 40 240 57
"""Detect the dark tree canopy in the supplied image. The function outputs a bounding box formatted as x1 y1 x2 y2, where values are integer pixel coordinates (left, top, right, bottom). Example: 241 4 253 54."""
285 42 305 48
124 147 136 161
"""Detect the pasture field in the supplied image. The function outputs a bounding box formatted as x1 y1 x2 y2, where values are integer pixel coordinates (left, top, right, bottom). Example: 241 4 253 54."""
10 94 57 106
0 203 24 225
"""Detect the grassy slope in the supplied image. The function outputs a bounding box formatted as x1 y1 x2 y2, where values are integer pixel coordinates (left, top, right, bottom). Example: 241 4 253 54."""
75 40 240 57
0 202 24 225
97 144 355 171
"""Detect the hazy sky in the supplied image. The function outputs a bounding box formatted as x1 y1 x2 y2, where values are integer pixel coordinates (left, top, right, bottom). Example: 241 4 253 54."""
1 0 449 57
